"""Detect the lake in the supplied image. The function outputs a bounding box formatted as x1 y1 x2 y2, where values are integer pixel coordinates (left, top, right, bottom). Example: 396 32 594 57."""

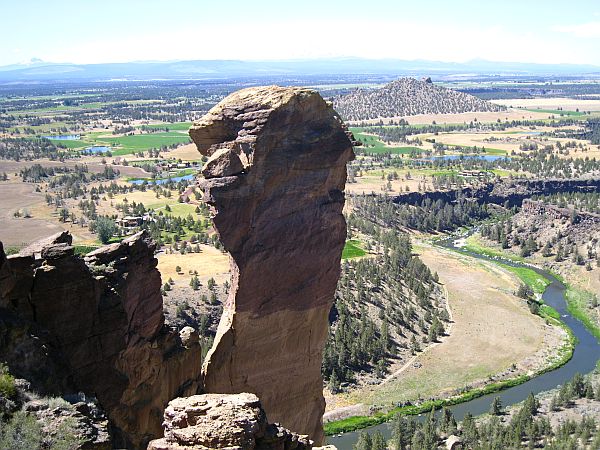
129 174 195 185
43 134 81 140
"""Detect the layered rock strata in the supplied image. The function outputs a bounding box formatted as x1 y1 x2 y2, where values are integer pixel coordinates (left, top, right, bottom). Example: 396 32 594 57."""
189 86 354 444
392 177 600 208
0 231 202 448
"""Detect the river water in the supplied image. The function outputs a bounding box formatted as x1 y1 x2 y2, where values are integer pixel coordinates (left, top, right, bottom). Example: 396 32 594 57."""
328 237 600 449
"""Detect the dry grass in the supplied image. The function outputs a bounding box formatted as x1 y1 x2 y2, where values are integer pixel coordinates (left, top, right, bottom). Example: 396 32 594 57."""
165 143 202 161
348 109 550 126
96 190 177 215
491 98 600 112
416 128 600 159
0 182 66 247
157 246 230 284
330 245 565 410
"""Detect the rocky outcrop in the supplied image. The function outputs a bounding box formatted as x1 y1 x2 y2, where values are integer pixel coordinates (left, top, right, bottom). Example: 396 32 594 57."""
0 231 202 448
190 86 354 444
147 393 313 450
1 376 111 450
521 199 600 224
392 177 600 208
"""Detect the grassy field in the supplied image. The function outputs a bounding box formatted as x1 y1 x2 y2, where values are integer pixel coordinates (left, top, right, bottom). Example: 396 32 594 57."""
524 108 585 117
90 132 191 155
463 233 526 263
351 130 422 155
497 263 550 295
565 286 600 341
49 139 89 149
142 122 192 130
41 131 192 155
342 240 366 259
157 246 230 284
148 202 197 218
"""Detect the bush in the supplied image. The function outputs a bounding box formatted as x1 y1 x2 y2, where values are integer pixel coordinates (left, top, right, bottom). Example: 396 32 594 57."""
0 409 83 450
0 364 16 399
47 416 83 450
0 410 42 450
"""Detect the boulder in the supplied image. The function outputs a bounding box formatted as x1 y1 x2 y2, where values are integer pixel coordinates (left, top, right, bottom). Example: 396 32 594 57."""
147 393 313 450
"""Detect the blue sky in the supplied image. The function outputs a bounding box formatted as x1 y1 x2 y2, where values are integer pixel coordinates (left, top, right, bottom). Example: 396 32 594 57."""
3 0 600 66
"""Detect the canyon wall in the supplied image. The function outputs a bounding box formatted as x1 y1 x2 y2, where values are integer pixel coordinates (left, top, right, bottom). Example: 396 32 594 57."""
190 86 354 444
0 231 202 448
392 177 600 207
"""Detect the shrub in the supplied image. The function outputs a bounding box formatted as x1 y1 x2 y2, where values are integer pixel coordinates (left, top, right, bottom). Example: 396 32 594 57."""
46 416 83 450
0 411 42 450
0 364 16 399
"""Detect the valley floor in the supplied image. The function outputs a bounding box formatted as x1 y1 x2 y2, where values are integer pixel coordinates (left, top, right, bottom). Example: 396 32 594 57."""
324 243 567 421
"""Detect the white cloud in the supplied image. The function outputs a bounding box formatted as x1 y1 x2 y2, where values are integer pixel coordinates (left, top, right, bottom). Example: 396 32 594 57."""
554 21 600 38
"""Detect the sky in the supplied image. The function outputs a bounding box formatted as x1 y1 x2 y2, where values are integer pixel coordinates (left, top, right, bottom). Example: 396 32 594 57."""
3 0 600 67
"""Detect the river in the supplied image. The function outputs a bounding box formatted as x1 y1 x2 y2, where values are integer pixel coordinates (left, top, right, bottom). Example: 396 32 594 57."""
328 236 600 449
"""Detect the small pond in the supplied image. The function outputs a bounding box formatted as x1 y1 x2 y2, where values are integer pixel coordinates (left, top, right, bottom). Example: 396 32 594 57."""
42 134 81 140
129 174 195 185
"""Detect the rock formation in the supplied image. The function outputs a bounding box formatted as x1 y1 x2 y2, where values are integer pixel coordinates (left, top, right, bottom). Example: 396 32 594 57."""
392 177 600 208
147 393 313 450
0 231 202 448
189 86 354 444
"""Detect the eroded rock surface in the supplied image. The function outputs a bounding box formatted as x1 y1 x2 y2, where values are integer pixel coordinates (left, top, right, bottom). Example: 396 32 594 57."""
190 86 354 443
147 393 313 450
0 231 202 448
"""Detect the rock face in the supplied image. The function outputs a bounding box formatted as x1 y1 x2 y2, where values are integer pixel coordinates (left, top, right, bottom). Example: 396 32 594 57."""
0 231 202 448
189 86 354 443
392 177 600 208
147 393 312 450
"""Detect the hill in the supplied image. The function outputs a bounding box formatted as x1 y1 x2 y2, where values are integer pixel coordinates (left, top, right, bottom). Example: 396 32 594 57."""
334 77 506 121
0 59 598 82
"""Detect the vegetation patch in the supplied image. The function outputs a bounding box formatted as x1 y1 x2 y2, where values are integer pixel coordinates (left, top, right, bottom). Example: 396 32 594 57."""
73 245 100 256
325 242 576 436
341 239 366 259
92 132 191 155
565 286 600 341
141 121 192 131
524 108 585 117
497 263 550 295
463 233 526 263
325 375 530 435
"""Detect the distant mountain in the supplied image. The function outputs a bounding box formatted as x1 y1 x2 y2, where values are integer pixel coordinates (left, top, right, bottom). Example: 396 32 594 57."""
333 77 506 121
0 58 56 72
0 57 598 82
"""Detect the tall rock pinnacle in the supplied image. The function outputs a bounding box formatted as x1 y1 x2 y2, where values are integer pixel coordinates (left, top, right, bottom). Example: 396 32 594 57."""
190 86 354 443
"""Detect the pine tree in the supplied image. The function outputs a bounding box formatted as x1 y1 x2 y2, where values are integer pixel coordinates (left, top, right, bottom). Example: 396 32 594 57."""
354 431 372 450
490 396 503 415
